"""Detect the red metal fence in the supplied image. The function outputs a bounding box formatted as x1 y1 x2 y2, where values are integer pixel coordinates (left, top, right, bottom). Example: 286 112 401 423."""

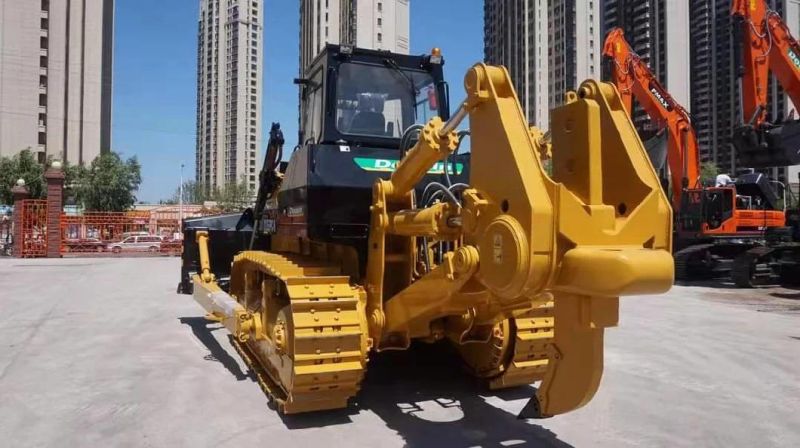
59 206 215 256
6 204 216 258
19 200 48 258
60 211 180 255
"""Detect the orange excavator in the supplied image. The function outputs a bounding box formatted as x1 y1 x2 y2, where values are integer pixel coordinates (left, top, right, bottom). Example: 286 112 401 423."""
604 27 786 281
727 0 800 286
603 28 701 210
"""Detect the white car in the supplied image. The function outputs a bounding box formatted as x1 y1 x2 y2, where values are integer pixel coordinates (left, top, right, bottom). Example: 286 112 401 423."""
107 235 163 253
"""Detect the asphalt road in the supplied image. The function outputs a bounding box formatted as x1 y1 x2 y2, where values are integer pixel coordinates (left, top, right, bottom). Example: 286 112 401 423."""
0 257 798 447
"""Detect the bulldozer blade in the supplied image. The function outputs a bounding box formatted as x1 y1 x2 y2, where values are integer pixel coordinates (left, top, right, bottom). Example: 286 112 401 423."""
732 121 800 168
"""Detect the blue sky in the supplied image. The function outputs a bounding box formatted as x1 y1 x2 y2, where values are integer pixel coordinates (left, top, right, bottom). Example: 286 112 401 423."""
113 0 483 202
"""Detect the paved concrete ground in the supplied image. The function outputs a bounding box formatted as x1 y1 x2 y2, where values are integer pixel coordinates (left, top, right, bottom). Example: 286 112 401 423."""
0 257 798 447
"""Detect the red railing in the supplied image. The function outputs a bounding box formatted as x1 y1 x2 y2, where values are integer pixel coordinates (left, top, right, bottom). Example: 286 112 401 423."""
20 200 47 258
59 207 217 256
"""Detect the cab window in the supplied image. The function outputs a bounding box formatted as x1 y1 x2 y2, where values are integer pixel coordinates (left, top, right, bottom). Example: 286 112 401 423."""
300 68 324 144
335 62 435 139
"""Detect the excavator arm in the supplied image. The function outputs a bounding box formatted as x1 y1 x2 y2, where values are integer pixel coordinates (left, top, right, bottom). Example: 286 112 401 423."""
731 0 800 167
602 28 701 210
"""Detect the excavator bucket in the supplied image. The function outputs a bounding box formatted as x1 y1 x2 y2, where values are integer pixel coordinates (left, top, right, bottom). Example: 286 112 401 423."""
732 121 800 168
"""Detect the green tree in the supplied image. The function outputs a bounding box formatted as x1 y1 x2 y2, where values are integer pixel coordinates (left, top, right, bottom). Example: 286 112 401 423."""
170 180 211 205
700 161 720 185
62 160 88 206
0 149 45 203
213 178 254 212
81 152 142 211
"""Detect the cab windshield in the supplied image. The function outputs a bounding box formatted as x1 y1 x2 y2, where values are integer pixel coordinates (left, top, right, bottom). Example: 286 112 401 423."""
335 62 438 139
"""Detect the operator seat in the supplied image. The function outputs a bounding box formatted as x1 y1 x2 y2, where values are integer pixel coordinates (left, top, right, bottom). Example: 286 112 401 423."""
349 111 386 136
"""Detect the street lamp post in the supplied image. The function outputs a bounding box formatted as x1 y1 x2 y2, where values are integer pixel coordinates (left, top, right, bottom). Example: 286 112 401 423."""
179 163 184 237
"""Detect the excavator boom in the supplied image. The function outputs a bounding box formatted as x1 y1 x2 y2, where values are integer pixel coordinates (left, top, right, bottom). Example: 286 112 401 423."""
602 28 701 210
732 0 800 167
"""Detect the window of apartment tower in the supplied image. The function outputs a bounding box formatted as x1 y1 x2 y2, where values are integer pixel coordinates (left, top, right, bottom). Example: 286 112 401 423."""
41 0 49 12
377 33 382 42
38 132 46 145
40 18 49 30
40 36 48 49
378 18 382 27
39 94 47 107
39 75 47 88
378 2 382 12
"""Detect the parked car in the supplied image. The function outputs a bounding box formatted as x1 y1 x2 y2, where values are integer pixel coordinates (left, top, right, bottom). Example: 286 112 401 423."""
107 235 163 253
63 238 106 253
121 231 151 240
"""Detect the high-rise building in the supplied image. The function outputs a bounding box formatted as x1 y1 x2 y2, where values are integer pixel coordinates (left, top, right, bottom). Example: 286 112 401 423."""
548 0 601 108
196 0 263 194
483 1 600 129
689 0 794 183
300 0 410 75
340 0 410 54
300 0 341 76
484 0 549 129
601 1 690 136
0 0 114 165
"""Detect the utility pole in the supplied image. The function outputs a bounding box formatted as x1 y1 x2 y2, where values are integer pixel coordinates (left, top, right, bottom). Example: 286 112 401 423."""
179 163 184 237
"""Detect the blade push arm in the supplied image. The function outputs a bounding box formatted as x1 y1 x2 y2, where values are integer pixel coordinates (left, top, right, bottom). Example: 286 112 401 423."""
602 28 701 209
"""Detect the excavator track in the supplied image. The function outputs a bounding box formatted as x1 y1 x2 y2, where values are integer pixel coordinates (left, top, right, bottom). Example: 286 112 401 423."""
731 246 775 288
674 244 714 281
229 252 369 414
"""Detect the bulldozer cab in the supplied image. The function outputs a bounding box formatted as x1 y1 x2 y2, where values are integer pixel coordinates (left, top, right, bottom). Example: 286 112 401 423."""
276 45 468 279
296 44 450 149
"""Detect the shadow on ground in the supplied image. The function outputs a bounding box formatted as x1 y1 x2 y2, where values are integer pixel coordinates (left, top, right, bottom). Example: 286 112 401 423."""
179 317 253 381
677 278 800 291
280 344 571 447
770 291 800 300
181 315 572 447
358 343 571 448
676 278 753 289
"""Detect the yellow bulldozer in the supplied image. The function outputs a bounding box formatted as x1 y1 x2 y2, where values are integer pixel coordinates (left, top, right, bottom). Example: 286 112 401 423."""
179 45 673 418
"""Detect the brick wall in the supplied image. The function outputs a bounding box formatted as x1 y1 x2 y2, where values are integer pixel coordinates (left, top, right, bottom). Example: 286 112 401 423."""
44 168 65 258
